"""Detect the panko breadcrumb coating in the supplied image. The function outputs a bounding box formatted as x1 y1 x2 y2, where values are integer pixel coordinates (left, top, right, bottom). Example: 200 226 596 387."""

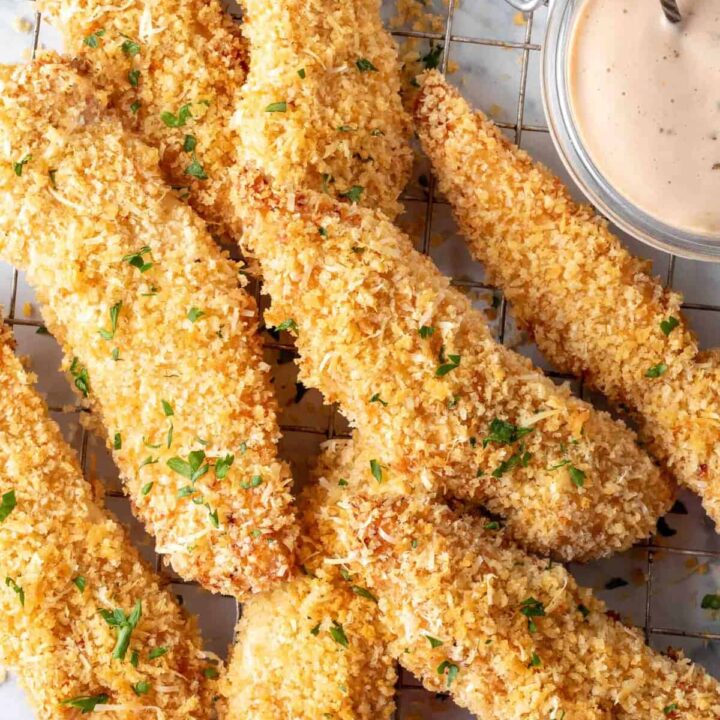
0 58 297 598
232 172 673 562
222 576 397 720
302 440 720 720
37 0 246 237
234 0 413 219
0 324 216 720
414 71 720 530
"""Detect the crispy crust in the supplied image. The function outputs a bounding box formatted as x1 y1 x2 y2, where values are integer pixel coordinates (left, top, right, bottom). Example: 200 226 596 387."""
302 440 720 720
414 70 720 527
0 58 297 598
235 0 413 219
232 173 674 562
37 0 247 238
222 575 396 720
0 324 216 720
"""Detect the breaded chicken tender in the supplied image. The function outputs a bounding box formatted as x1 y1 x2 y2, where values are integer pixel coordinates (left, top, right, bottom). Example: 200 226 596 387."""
234 0 413 218
414 71 720 530
302 440 720 720
221 575 397 720
231 173 673 562
37 0 246 236
0 58 297 598
0 324 216 720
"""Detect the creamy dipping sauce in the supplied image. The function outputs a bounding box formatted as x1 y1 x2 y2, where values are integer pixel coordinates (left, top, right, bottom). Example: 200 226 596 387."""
568 0 720 234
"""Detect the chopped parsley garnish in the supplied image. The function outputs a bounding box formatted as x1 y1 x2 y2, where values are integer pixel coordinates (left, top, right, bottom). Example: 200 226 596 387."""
161 400 174 417
215 454 234 479
577 603 590 619
61 694 109 713
73 576 87 593
701 593 720 610
149 646 168 660
265 101 287 113
661 317 679 337
528 651 541 668
370 393 388 406
356 58 378 72
138 456 158 470
241 474 263 490
337 125 355 132
310 622 321 636
0 490 17 523
370 459 383 483
663 704 679 715
187 307 205 323
113 432 122 450
5 577 24 606
203 667 219 679
519 597 545 633
13 154 32 177
208 508 219 528
492 445 532 478
436 354 461 377
69 357 90 397
424 634 443 648
130 101 141 114
340 185 364 204
482 418 532 447
338 478 348 487
183 134 197 153
251 529 262 538
569 465 586 488
297 68 306 79
168 450 209 483
419 325 435 339
319 227 328 237
646 363 668 378
82 28 105 48
141 482 153 496
99 300 122 340
132 681 150 696
436 660 459 687
128 69 140 87
120 37 141 57
276 318 298 333
351 585 378 603
329 621 349 647
99 599 142 660
548 459 570 471
130 650 139 668
604 577 628 590
483 521 501 531
161 104 192 128
421 44 444 70
185 155 207 180
123 245 153 273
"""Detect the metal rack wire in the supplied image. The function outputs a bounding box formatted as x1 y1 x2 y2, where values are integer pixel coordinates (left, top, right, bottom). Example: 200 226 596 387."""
3 0 720 717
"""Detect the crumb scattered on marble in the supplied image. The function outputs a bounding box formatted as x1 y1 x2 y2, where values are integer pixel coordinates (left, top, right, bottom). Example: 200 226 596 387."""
488 103 504 119
12 16 33 34
22 301 33 318
513 11 528 25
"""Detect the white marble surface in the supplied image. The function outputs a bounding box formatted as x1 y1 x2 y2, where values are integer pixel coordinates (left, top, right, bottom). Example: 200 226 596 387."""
1 1 720 718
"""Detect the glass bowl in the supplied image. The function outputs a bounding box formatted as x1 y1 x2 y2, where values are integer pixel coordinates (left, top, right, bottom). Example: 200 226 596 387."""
540 0 720 261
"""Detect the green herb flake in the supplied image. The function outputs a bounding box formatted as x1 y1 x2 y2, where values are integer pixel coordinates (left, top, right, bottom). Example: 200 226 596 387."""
203 666 219 679
528 651 541 668
241 474 263 490
436 660 459 687
483 521 501 531
13 154 32 177
661 317 680 336
141 482 153 497
130 649 139 668
356 58 378 72
370 393 388 406
130 101 141 114
701 593 720 610
69 357 91 397
183 134 197 153
208 508 219 529
112 432 122 450
99 300 122 341
131 680 150 696
663 704 679 715
121 37 141 57
297 68 306 79
187 307 205 323
319 227 328 237
337 124 355 132
5 577 24 606
329 621 349 648
276 318 298 333
370 459 383 483
310 622 321 636
161 104 192 128
519 597 545 633
82 28 105 48
160 400 174 417
338 478 349 487
123 245 153 273
128 69 140 87
99 599 142 660
492 445 532 478
419 325 435 339
73 576 87 593
424 634 443 649
214 454 234 479
436 354 461 377
351 585 378 603
185 155 207 180
265 101 287 113
167 450 209 483
568 465 586 488
340 185 364 204
149 646 168 660
0 490 17 523
577 603 590 619
482 418 533 447
138 456 158 470
61 694 109 713
646 363 668 378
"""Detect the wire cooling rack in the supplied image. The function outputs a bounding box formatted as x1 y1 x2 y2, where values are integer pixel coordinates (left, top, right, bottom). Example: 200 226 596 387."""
2 0 720 717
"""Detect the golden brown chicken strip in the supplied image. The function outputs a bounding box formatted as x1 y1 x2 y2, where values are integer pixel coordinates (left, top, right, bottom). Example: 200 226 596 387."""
0 324 217 720
231 173 673 562
0 57 297 598
415 70 720 530
302 440 720 720
235 0 413 218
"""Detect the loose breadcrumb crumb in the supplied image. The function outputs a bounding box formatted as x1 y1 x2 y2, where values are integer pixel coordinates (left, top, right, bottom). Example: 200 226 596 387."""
232 172 674 562
12 16 33 34
0 324 215 719
0 58 297 599
415 70 720 530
